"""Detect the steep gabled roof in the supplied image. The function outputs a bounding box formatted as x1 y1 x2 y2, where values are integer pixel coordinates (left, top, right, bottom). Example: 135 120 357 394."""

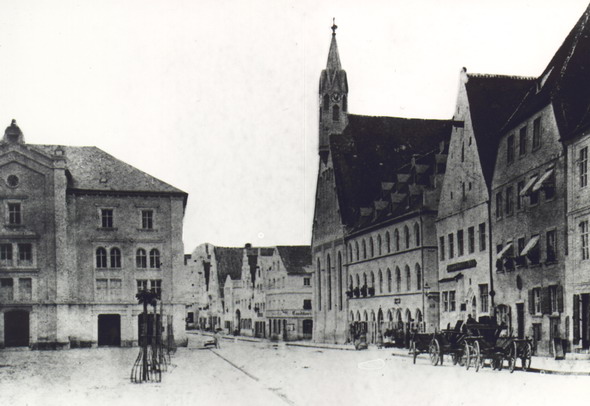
32 145 187 197
465 73 535 187
504 4 590 140
214 247 243 296
276 246 312 275
330 114 451 227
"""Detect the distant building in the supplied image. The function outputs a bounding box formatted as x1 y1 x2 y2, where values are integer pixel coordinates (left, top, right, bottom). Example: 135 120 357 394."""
0 120 188 348
187 243 312 340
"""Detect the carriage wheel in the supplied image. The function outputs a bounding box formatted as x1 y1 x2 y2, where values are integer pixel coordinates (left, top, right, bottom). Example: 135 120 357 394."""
521 342 532 371
429 338 441 366
509 341 517 373
464 341 471 370
473 341 481 372
410 340 417 365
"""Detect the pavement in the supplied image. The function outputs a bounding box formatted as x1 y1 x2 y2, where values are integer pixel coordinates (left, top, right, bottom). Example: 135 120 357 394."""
187 330 590 375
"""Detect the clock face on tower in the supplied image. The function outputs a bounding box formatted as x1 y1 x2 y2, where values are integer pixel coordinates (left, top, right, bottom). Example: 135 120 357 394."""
331 93 341 102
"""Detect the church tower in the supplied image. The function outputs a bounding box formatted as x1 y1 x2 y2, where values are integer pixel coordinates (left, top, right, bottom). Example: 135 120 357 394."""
319 20 348 162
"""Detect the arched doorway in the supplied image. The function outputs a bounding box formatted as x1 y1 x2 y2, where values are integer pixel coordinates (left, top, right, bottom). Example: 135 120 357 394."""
235 309 241 334
4 310 29 347
415 309 423 332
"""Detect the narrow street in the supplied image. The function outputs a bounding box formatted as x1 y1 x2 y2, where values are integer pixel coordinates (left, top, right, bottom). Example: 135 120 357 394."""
2 335 590 406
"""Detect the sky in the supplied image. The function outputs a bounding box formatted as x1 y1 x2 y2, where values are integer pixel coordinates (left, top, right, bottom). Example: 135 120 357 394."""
0 0 587 251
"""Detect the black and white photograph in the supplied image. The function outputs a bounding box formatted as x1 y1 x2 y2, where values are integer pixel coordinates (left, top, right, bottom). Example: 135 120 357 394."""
1 0 590 405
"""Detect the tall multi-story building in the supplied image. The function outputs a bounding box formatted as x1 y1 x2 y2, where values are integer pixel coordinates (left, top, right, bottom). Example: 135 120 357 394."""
0 120 188 348
312 23 452 344
436 70 533 329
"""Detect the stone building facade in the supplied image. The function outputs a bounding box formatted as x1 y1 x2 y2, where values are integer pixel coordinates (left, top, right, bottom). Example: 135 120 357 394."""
0 120 188 348
436 70 533 330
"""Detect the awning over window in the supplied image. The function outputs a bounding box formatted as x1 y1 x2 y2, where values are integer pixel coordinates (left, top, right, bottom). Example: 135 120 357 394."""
520 235 540 256
519 176 538 196
497 242 513 259
531 168 554 193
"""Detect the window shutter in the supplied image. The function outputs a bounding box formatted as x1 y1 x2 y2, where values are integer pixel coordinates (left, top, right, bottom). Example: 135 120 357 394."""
557 285 564 313
542 287 551 315
528 289 535 314
573 294 580 344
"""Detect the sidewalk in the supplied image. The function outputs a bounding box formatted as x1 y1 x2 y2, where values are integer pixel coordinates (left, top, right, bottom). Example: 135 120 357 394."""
186 330 590 375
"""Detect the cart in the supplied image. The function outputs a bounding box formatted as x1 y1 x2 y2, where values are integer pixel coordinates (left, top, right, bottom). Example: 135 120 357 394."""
428 321 467 366
462 322 523 372
408 331 432 364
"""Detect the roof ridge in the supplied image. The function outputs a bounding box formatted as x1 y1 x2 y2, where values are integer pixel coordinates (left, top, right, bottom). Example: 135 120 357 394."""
467 73 535 81
348 113 451 122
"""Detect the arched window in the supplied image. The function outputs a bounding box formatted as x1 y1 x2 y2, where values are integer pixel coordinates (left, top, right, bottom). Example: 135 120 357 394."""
348 244 353 262
338 252 343 310
404 226 410 249
394 229 400 251
349 275 353 290
355 274 360 289
377 235 382 256
355 241 359 261
387 269 392 292
350 311 355 322
369 237 374 257
414 223 420 246
317 258 322 310
323 94 330 112
327 254 332 310
416 263 422 290
96 247 107 268
405 265 411 291
370 272 375 288
332 105 340 122
110 247 121 268
149 249 160 268
386 231 391 253
363 273 367 288
136 248 147 268
395 267 401 292
362 240 367 259
378 270 383 294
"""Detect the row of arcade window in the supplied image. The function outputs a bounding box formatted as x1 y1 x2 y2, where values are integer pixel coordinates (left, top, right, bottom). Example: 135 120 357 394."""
96 247 161 269
348 265 422 298
348 224 421 263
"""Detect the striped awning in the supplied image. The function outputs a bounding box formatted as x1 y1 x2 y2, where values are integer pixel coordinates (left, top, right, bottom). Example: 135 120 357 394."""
520 235 540 256
519 176 538 196
531 168 554 193
496 242 513 259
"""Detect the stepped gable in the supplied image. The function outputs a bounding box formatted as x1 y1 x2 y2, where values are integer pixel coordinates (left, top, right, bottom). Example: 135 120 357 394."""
504 4 590 139
330 114 451 228
213 247 243 296
276 246 312 275
465 74 535 187
33 145 187 199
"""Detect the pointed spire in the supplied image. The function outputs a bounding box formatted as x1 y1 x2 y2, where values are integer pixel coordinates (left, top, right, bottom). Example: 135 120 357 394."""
326 18 341 70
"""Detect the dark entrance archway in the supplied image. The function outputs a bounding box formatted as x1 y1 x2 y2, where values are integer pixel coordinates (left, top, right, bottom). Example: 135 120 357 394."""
98 314 121 346
4 310 29 347
302 319 313 338
235 309 241 334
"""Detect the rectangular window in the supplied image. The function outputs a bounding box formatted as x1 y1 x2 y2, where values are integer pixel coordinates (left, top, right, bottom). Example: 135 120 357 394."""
443 291 449 312
18 243 32 266
533 288 541 314
457 230 464 256
18 278 32 301
581 221 589 260
96 279 108 296
580 147 588 188
479 284 489 313
496 244 504 272
150 279 162 297
505 186 514 216
479 223 486 251
529 175 540 205
532 118 541 149
303 299 312 310
0 243 13 266
533 323 542 341
101 209 113 228
468 226 475 254
516 237 526 266
449 291 456 312
110 279 122 300
439 236 445 261
549 285 558 314
303 277 311 286
507 134 515 163
517 181 524 210
519 127 527 156
141 210 154 230
8 203 21 225
0 278 13 301
546 230 557 262
137 279 148 292
448 234 454 259
496 191 503 219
